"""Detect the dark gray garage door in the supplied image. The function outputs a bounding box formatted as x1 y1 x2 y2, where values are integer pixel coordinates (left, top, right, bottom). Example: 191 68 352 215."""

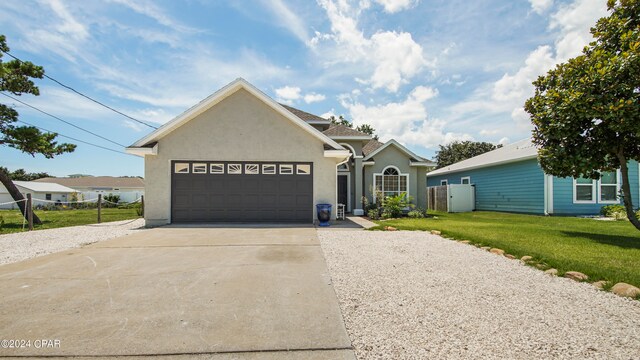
171 161 313 223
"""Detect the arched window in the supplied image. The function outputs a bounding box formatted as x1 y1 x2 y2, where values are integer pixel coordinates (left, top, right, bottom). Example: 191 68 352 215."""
374 166 408 201
338 162 349 171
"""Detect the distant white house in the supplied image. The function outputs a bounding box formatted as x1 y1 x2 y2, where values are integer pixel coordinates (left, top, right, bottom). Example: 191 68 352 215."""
34 176 144 203
0 181 76 209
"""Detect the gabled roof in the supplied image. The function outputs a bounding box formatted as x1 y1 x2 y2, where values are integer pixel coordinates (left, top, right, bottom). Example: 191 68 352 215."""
34 176 144 188
127 78 343 152
322 124 372 138
362 139 385 157
280 104 330 124
427 138 537 176
362 139 430 163
0 181 76 193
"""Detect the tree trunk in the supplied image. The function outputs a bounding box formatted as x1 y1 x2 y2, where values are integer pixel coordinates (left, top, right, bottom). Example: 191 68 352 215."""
0 168 42 225
616 151 640 231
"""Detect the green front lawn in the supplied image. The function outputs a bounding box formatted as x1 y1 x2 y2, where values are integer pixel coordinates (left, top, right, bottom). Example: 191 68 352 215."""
373 211 640 289
0 208 140 234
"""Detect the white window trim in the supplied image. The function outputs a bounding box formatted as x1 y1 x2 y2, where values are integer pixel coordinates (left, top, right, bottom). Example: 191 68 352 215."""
210 163 225 174
262 164 276 174
440 179 448 186
598 169 621 204
372 166 409 203
279 164 294 175
192 163 207 174
573 178 597 204
461 177 470 185
297 164 311 175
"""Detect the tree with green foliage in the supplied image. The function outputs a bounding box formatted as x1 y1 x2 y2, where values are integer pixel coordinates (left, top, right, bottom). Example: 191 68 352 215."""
0 167 51 181
525 0 640 231
0 35 75 224
328 115 352 127
435 141 502 169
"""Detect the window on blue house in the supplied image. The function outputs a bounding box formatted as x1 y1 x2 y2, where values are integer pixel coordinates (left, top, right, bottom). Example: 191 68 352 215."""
574 177 595 203
599 171 619 203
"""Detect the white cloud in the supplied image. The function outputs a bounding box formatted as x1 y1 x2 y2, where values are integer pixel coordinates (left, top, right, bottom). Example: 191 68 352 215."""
374 0 418 13
43 0 89 40
275 86 302 104
108 0 196 33
446 0 608 139
312 0 430 92
550 0 608 62
258 0 310 43
341 85 471 147
304 93 326 103
529 0 553 14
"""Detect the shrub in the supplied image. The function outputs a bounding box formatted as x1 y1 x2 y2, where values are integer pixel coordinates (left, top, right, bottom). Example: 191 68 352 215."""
600 204 625 217
381 192 414 218
367 209 380 220
103 193 120 205
407 209 425 218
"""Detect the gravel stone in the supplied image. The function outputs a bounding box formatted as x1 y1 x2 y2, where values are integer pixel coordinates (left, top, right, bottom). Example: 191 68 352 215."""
0 219 146 265
611 283 640 298
319 230 640 360
565 271 589 282
545 268 558 276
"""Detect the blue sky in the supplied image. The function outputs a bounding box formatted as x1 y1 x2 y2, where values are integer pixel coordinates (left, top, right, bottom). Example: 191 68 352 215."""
0 0 608 177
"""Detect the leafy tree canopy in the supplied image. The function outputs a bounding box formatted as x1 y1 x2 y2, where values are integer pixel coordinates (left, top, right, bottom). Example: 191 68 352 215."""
0 34 75 224
435 141 502 169
0 167 51 181
524 0 640 230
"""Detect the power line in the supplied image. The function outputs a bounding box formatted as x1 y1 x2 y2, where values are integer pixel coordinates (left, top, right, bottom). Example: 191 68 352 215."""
1 50 158 130
1 92 128 148
16 120 138 158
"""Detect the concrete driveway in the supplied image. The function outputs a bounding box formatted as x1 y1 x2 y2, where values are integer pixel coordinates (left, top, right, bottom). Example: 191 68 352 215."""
0 226 354 359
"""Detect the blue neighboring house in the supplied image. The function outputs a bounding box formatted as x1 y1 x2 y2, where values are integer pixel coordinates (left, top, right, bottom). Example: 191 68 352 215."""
426 138 640 215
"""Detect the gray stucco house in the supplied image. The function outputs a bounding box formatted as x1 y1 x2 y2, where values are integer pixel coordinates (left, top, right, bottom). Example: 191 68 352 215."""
127 78 434 225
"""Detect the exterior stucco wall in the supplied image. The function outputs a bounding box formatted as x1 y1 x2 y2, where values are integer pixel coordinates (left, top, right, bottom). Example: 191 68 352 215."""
144 89 340 225
363 145 426 209
335 139 367 212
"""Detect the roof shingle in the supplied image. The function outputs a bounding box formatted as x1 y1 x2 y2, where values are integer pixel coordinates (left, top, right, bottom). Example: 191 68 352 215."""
279 104 329 123
322 124 372 138
34 176 144 188
362 139 385 157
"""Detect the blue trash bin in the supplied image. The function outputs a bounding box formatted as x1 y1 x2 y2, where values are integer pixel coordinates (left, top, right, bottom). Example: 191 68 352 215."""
316 204 332 227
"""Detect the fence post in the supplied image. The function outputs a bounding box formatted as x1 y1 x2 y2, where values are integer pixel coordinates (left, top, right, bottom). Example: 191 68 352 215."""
26 193 33 231
97 194 102 224
140 195 144 217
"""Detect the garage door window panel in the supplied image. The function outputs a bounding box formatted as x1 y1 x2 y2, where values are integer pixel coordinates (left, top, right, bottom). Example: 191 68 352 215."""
228 164 242 174
280 164 294 174
192 163 207 174
262 164 276 174
174 163 190 173
210 164 224 174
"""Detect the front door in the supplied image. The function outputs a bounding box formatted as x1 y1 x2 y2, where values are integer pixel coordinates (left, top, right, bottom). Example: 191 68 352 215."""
337 174 348 210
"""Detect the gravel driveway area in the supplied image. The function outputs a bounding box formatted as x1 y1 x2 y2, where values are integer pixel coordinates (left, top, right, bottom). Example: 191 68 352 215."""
319 230 640 360
0 219 146 266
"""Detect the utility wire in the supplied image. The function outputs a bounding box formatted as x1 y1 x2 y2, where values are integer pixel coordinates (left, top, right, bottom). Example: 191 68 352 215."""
2 50 158 130
16 120 138 158
1 92 128 148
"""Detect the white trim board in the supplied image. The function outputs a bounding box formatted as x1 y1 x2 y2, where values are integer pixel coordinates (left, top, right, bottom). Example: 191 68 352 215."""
363 139 426 162
128 78 344 152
